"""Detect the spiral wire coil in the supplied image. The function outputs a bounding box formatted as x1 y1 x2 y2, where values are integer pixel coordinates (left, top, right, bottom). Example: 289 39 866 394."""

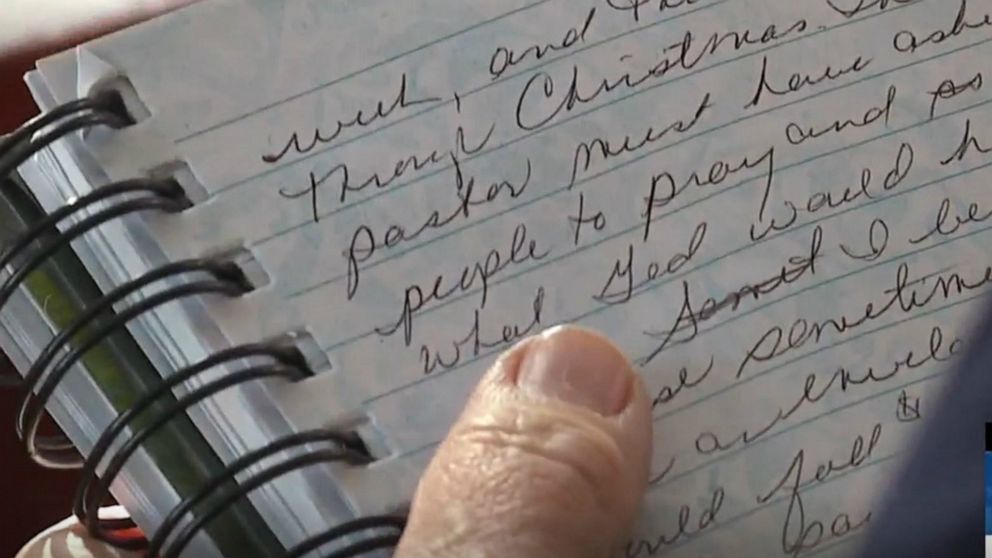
0 91 407 556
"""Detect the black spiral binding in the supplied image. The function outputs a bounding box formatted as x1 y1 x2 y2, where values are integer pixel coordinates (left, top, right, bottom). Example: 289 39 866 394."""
1 91 408 556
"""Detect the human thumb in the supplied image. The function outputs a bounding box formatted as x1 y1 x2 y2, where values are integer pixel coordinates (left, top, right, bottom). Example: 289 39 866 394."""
396 325 653 558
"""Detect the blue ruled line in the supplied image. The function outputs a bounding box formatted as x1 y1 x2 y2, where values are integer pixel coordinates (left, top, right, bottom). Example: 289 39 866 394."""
206 0 730 196
176 0 556 141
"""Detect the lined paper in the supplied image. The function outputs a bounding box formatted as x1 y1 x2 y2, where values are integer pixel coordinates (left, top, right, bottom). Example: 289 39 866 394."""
52 0 992 555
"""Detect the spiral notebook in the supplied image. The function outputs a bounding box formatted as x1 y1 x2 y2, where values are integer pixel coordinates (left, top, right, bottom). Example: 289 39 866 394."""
3 0 992 556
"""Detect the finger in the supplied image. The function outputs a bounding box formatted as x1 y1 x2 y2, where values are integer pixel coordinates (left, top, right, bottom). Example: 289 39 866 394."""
1 0 198 57
396 325 652 558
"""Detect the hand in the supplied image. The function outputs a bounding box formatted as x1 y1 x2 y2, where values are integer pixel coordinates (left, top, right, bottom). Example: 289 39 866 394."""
19 326 652 558
396 325 652 557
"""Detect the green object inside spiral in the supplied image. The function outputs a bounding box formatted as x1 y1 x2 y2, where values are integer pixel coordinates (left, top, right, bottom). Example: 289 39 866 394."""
0 171 283 558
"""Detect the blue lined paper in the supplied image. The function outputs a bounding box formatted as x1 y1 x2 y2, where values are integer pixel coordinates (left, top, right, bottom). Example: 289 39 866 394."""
63 0 992 554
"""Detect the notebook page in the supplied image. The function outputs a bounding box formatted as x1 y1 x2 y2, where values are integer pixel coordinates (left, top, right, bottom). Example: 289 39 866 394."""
39 0 992 555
